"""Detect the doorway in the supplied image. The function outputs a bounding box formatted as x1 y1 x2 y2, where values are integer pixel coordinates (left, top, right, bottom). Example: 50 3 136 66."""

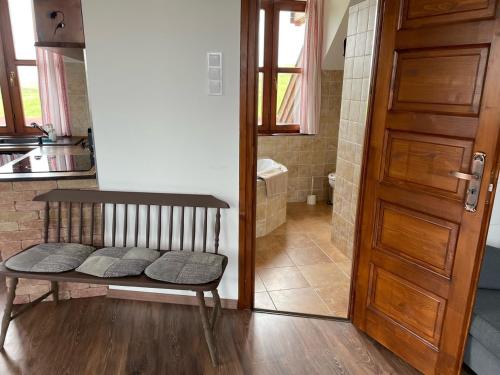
251 0 379 318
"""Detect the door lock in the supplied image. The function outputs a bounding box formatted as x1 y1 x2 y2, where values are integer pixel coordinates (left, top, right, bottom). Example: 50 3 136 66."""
8 71 16 87
449 152 486 212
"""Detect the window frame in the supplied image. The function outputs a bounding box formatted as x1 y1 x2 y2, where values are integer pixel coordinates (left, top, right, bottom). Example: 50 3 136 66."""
0 0 41 136
259 0 306 135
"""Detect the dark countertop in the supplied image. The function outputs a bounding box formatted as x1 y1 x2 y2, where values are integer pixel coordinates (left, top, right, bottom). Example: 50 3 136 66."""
0 146 96 182
0 136 84 153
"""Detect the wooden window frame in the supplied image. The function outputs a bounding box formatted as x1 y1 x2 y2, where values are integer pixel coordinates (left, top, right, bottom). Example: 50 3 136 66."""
0 0 41 136
258 0 306 135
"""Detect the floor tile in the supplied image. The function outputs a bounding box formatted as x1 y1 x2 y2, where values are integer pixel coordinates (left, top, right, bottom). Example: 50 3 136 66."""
298 263 351 288
256 241 294 269
258 266 310 291
269 288 331 316
336 260 353 277
286 245 332 266
314 239 350 264
255 274 266 293
254 291 276 310
315 285 351 318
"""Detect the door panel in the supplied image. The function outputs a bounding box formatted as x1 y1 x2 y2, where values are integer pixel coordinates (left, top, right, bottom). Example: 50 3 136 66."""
353 0 500 374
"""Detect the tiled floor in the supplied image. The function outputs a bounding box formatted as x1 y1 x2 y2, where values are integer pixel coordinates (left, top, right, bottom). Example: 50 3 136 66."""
254 202 352 318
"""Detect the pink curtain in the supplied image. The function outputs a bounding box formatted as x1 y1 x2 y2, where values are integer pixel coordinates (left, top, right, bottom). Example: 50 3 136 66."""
300 0 324 135
36 49 72 136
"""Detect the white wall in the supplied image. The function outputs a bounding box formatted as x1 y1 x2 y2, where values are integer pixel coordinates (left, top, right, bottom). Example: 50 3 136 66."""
82 0 241 300
323 0 350 70
487 182 500 247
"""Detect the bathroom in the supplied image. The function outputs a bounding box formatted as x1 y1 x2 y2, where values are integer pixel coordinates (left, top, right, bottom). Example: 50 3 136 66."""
254 0 377 317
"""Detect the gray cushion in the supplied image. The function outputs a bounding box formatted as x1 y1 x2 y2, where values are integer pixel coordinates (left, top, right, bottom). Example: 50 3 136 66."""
469 289 500 358
5 243 95 273
145 251 225 285
76 247 160 278
478 246 500 290
464 335 500 375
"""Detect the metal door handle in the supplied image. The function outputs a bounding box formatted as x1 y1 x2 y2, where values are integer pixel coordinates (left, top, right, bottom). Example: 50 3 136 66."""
449 171 480 181
8 72 15 87
449 152 486 212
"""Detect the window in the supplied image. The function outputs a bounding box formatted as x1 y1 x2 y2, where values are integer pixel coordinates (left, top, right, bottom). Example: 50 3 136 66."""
258 0 306 134
0 0 43 135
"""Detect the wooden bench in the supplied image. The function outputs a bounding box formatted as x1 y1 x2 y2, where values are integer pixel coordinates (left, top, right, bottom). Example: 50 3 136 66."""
0 189 230 366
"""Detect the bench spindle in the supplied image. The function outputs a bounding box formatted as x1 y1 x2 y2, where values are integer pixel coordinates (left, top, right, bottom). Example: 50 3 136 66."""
215 208 221 254
192 207 196 251
112 204 117 247
57 201 61 242
146 205 151 248
180 206 185 250
203 207 208 252
78 203 83 244
168 206 173 250
44 202 49 243
101 203 106 247
134 204 139 247
67 202 72 243
157 206 162 250
90 203 95 246
123 204 128 247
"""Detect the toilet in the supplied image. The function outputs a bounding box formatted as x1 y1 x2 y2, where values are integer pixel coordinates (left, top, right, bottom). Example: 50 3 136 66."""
328 173 336 204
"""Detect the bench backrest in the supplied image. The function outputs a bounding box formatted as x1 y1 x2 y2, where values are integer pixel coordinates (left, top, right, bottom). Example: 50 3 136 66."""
34 189 230 254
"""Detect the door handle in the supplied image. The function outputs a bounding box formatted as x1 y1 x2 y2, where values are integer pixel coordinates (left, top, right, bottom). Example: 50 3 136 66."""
8 71 16 87
449 152 486 212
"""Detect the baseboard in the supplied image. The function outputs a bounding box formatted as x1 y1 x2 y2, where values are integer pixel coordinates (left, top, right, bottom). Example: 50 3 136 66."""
106 289 238 309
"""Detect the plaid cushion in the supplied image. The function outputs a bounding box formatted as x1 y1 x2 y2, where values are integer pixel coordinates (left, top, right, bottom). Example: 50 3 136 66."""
5 243 95 273
76 247 160 278
145 251 225 285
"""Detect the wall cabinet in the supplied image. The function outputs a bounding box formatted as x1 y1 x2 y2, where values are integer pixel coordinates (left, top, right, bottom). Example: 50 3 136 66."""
33 0 85 60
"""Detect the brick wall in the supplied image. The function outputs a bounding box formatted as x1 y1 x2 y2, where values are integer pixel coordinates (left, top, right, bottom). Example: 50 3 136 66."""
0 178 108 304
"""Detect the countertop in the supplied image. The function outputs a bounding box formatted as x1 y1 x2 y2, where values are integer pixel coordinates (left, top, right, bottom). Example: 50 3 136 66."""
0 146 96 182
0 136 84 153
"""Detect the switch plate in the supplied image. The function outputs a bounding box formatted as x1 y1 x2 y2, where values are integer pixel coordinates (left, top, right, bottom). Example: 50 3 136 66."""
207 52 222 96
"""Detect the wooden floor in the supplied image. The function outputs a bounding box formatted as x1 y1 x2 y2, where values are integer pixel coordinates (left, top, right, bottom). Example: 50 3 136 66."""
0 282 423 375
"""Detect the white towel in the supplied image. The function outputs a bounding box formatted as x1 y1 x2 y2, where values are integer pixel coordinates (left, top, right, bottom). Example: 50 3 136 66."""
258 168 288 197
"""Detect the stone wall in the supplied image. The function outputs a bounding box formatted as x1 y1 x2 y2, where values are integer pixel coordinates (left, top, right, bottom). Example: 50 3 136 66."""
0 179 107 304
331 0 378 258
257 70 343 202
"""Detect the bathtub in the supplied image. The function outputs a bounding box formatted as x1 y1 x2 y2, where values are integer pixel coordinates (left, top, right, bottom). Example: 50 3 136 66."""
256 159 288 238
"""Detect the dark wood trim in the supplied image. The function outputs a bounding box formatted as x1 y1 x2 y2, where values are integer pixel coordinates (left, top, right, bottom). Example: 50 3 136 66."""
0 0 41 136
107 289 238 310
258 0 305 135
238 0 259 310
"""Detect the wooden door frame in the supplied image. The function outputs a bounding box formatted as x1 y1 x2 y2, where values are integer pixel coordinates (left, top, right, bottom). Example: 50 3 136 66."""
239 0 259 309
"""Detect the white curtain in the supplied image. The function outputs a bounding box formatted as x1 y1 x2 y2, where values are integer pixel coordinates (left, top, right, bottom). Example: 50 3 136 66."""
300 0 324 135
36 49 72 136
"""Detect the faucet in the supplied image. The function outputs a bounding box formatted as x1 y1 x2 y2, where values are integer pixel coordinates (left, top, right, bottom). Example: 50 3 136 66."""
30 123 49 145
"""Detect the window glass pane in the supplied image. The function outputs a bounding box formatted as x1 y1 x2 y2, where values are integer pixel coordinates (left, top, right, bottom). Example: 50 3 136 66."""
17 66 42 126
258 72 264 125
8 0 37 60
278 11 306 68
276 73 301 125
0 90 5 127
259 10 265 68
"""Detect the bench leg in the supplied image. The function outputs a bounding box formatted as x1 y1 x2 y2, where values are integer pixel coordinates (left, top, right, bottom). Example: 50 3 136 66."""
210 289 222 330
196 291 218 367
51 281 59 304
0 277 18 350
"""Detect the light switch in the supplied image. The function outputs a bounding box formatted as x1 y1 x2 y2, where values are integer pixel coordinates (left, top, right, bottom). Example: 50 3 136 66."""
207 52 222 96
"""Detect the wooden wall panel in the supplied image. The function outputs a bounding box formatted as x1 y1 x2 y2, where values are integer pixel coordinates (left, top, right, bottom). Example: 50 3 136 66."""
384 132 472 199
375 202 458 276
391 47 488 115
368 266 446 346
401 0 496 28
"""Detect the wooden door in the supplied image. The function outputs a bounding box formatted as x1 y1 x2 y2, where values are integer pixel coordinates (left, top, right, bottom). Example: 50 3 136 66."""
353 1 500 374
